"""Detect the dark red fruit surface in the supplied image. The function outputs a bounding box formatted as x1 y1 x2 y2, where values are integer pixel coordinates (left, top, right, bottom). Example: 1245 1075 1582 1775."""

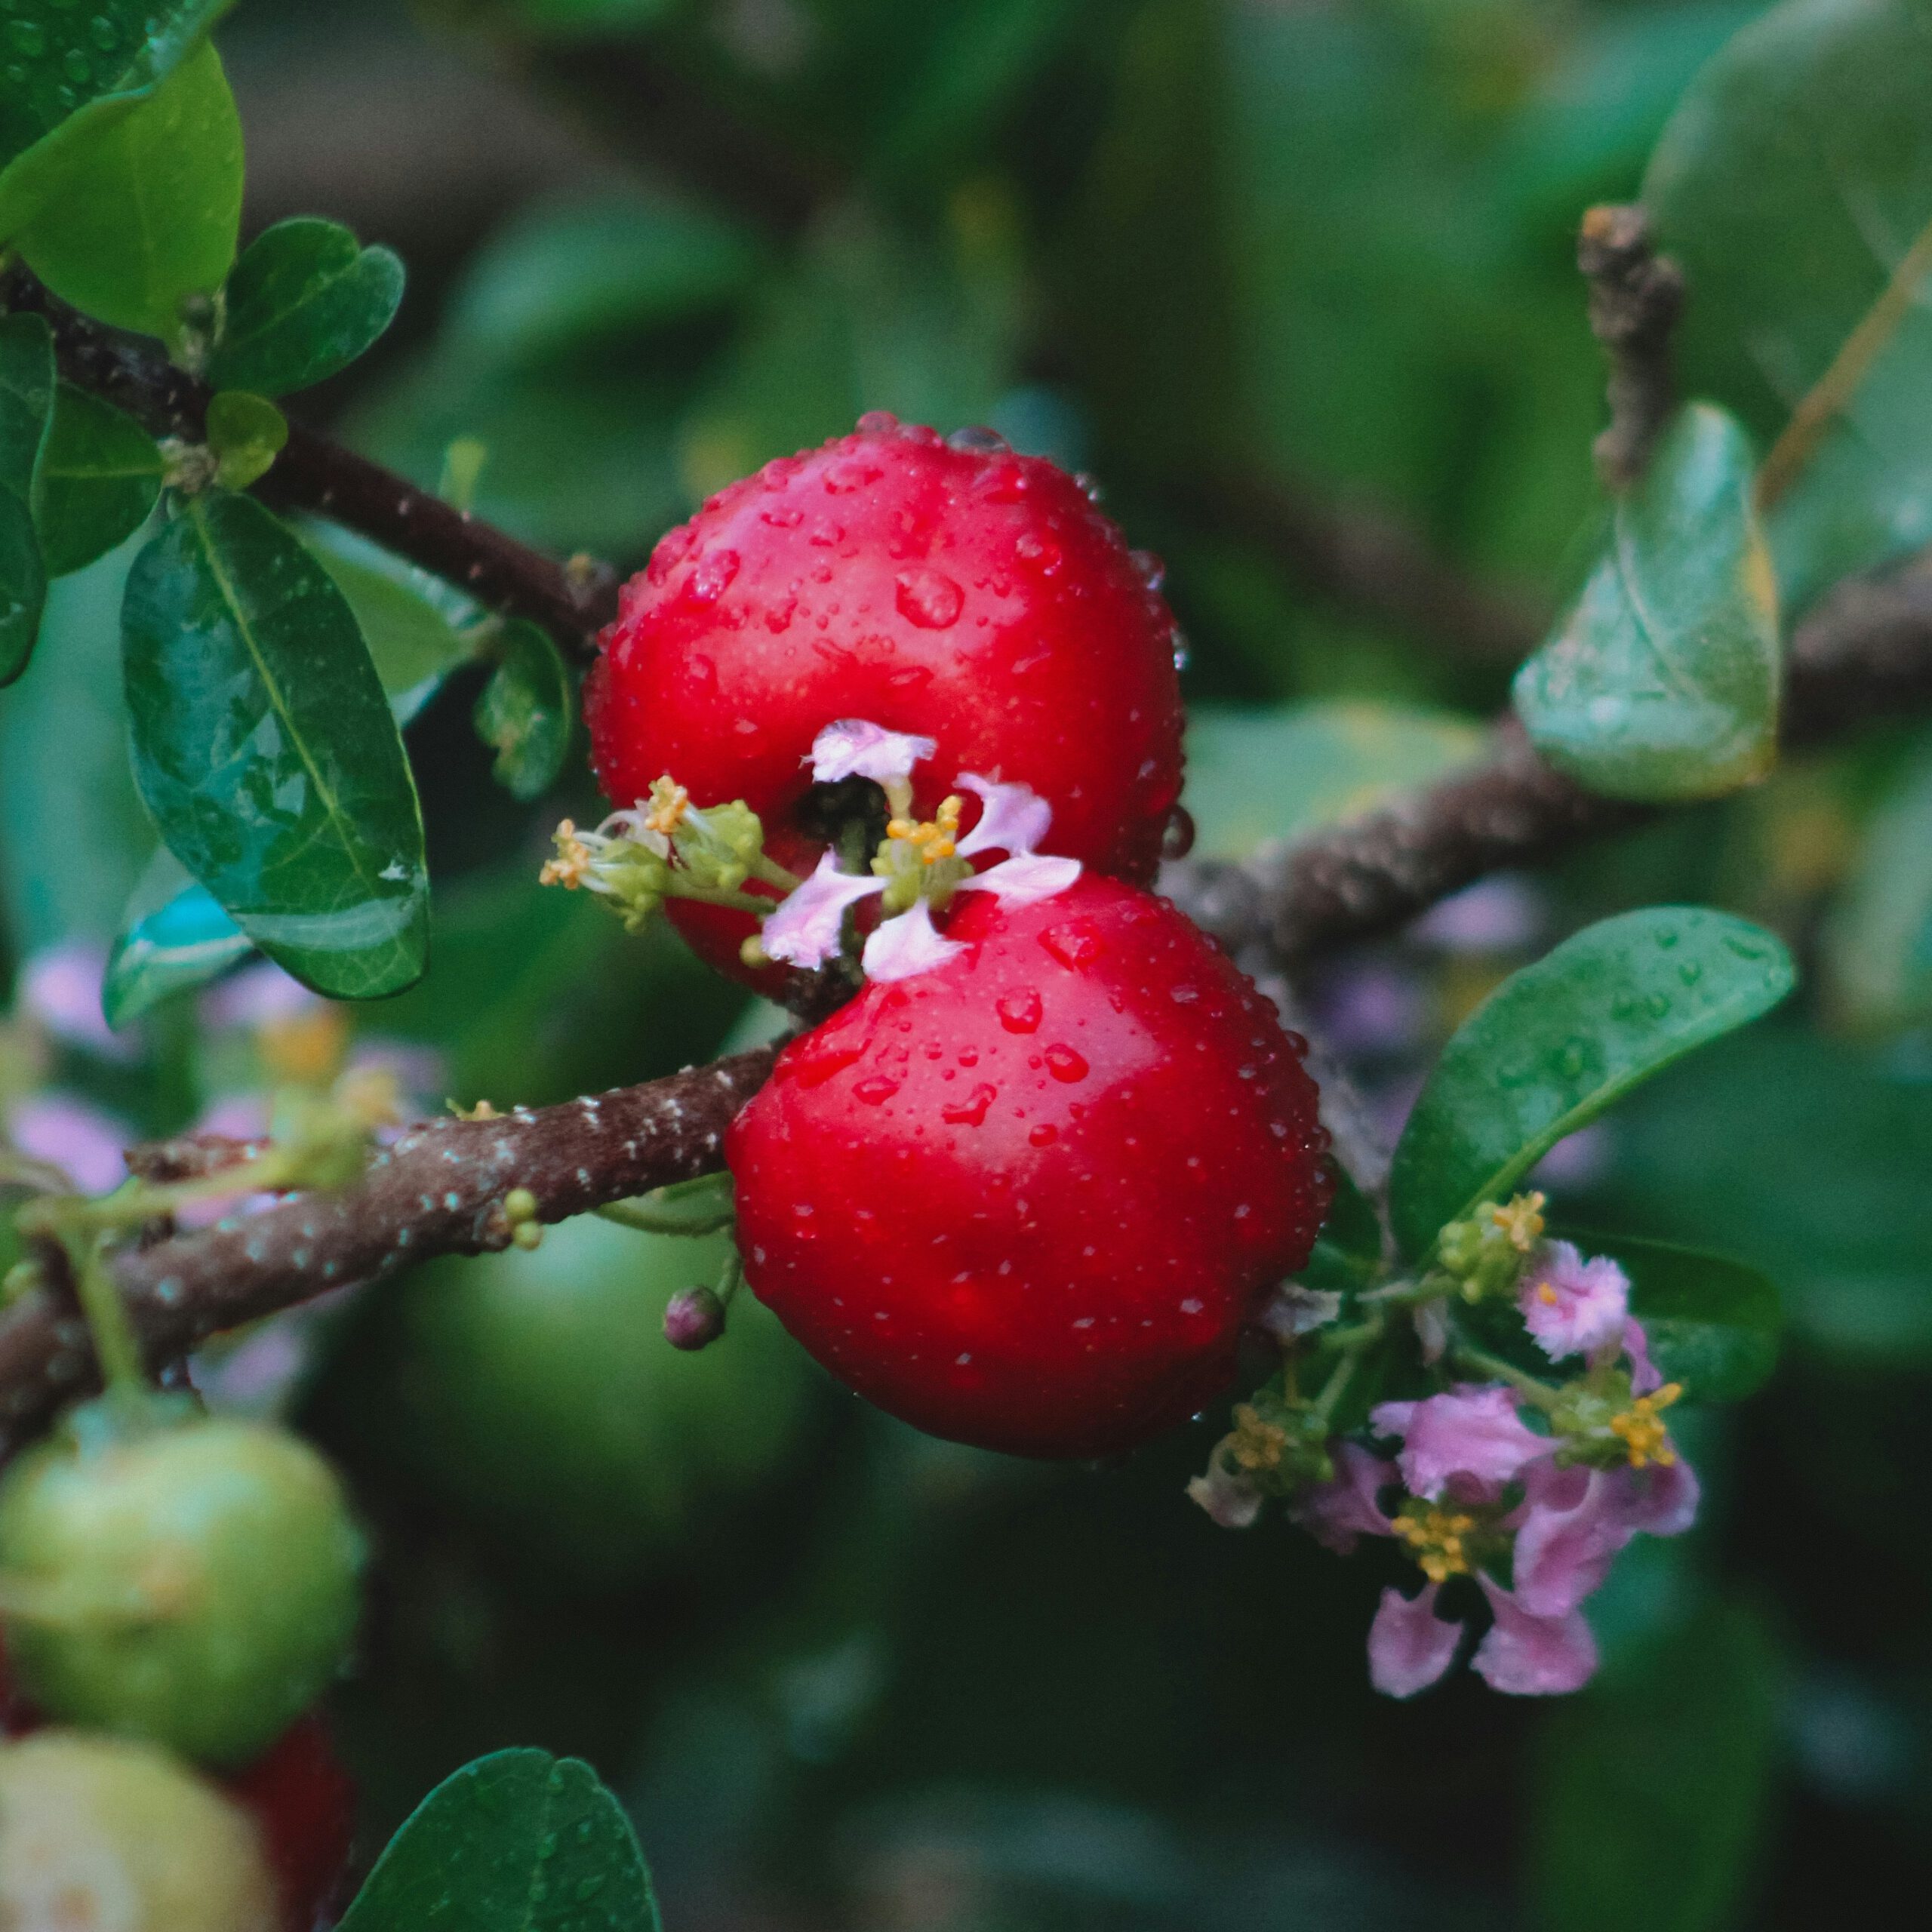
725 876 1332 1458
586 416 1186 983
227 1714 357 1932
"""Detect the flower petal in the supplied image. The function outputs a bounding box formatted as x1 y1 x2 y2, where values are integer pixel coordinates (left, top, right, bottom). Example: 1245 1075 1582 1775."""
1472 1577 1598 1695
1518 1241 1631 1361
761 853 884 969
1377 1384 1551 1500
808 718 937 786
6 1093 134 1195
1622 1317 1664 1395
1187 1463 1265 1530
1292 1442 1397 1554
954 772 1054 860
955 852 1081 908
1368 1584 1462 1698
861 900 969 983
1606 1457 1700 1539
1511 1463 1629 1617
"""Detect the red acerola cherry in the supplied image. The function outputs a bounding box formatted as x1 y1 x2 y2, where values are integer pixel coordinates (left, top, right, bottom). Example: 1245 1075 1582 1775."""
586 416 1186 983
725 875 1332 1458
226 1713 357 1932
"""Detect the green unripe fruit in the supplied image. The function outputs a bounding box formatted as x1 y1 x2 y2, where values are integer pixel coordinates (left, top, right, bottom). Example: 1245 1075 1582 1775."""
0 1730 277 1931
358 1213 819 1584
0 1413 364 1767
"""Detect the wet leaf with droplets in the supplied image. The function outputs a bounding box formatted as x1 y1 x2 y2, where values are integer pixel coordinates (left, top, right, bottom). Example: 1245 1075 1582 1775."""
1389 906 1795 1258
337 1746 660 1932
0 310 52 684
1513 404 1780 803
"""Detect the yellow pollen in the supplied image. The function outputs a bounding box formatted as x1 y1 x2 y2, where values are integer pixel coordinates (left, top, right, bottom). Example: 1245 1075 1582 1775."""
1395 1502 1478 1584
644 780 691 837
1228 1403 1288 1473
258 1006 349 1087
1537 1282 1558 1304
888 794 963 865
540 820 594 889
1492 1191 1548 1253
1607 1383 1684 1468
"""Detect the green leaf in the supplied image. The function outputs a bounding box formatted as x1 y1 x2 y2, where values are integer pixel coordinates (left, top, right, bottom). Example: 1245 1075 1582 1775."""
337 1747 661 1932
1823 733 1932 1032
30 382 164 577
0 2 235 232
301 525 475 725
1389 906 1795 1257
1563 1230 1782 1401
1644 0 1932 608
14 39 243 347
1528 1601 1779 1932
0 312 51 684
1183 700 1484 859
102 846 250 1027
205 390 289 492
1513 405 1780 803
208 217 405 396
121 491 429 999
474 619 574 802
0 533 153 945
444 195 757 370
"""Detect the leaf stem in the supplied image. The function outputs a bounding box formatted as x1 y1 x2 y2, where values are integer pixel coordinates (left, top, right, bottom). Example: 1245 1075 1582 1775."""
1757 207 1932 512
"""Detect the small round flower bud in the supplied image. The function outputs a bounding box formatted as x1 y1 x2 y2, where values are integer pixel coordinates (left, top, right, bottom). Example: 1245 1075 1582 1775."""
503 1187 539 1225
663 1285 728 1351
511 1220 544 1251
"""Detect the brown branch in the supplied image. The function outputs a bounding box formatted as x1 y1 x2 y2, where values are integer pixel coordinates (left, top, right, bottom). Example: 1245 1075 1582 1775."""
0 268 620 654
0 1048 779 1454
1170 467 1546 664
1580 204 1684 491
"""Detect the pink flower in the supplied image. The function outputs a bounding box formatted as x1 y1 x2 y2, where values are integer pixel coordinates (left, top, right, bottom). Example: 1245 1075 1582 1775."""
1518 1241 1629 1360
761 852 893 970
1622 1317 1664 1395
861 900 968 983
1368 1576 1598 1699
17 943 135 1060
1292 1442 1396 1553
1372 1385 1549 1499
5 1093 132 1195
1510 1457 1700 1617
202 961 320 1032
808 718 937 786
1368 1584 1463 1697
1470 1576 1598 1694
759 726 1081 983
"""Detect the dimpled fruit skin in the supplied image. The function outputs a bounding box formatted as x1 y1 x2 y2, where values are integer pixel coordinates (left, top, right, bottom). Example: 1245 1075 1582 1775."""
726 876 1332 1458
0 1730 277 1932
586 417 1186 982
0 1418 363 1768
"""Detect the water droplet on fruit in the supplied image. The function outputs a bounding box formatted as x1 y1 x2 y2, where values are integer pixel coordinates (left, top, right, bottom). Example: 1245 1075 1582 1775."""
948 425 1011 454
1171 628 1192 673
1130 548 1166 589
1038 924 1100 968
761 505 803 528
1014 530 1063 576
857 409 900 435
1170 983 1199 1004
1044 1044 1088 1083
854 1075 900 1106
1029 1122 1058 1146
793 1040 865 1088
943 1084 997 1126
1161 804 1195 860
1074 471 1103 503
997 989 1042 1033
895 567 964 629
825 459 883 494
688 549 740 605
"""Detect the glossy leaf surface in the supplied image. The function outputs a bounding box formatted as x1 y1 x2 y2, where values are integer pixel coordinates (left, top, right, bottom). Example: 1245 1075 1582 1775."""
30 382 163 578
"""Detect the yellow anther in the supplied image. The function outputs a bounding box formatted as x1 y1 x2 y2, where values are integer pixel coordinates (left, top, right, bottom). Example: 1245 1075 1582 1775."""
887 795 964 865
258 1005 350 1087
540 820 593 889
1228 1402 1289 1473
1394 1500 1479 1584
1492 1190 1548 1253
1607 1382 1684 1469
644 779 691 837
1537 1282 1558 1305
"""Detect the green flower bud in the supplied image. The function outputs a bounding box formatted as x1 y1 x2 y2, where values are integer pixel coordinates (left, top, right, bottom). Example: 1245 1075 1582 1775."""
0 1730 277 1932
0 1413 365 1767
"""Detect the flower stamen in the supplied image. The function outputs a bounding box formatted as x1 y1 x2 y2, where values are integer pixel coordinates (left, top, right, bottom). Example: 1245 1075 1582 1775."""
1393 1499 1480 1584
1607 1383 1683 1468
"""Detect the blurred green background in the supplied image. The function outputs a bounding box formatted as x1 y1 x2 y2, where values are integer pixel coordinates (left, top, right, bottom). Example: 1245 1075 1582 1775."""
5 1 1930 1925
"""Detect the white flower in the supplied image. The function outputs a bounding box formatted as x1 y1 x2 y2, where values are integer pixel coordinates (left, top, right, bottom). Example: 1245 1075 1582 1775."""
808 718 938 786
758 724 1081 983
